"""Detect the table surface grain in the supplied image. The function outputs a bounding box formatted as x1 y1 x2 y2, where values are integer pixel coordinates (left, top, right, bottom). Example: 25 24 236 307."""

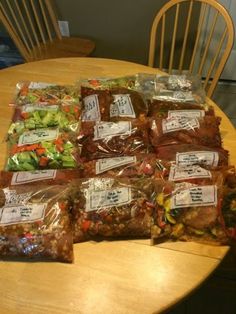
0 58 235 314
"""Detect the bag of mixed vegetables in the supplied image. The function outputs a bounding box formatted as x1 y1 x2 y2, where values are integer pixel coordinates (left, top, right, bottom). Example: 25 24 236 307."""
78 119 150 161
78 75 136 90
81 86 148 121
12 81 80 106
6 128 80 171
8 103 81 136
0 183 73 262
151 180 228 245
150 116 222 148
70 177 156 242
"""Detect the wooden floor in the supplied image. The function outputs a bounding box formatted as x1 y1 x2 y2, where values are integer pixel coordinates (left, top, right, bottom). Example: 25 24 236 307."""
166 247 236 314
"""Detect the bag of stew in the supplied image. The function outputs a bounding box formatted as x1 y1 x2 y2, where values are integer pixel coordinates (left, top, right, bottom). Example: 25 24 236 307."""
70 177 156 242
148 99 214 119
155 144 229 167
6 128 80 171
151 180 228 245
0 169 82 187
82 154 159 178
8 103 81 135
0 183 73 262
12 81 80 106
221 167 236 241
78 119 150 161
150 116 222 148
81 86 148 121
155 163 232 187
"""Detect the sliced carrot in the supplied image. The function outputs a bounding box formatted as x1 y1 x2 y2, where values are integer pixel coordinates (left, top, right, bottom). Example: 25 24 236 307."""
54 138 63 145
21 112 30 119
36 148 46 156
39 156 49 167
56 144 64 153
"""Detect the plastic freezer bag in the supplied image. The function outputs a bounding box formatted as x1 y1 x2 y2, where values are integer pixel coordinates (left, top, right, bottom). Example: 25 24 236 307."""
81 86 148 121
0 169 82 187
0 184 73 262
82 154 159 178
150 116 222 148
134 73 206 104
6 128 80 171
12 81 80 106
155 144 229 167
8 103 81 135
148 99 213 119
78 120 150 161
70 177 156 242
151 180 228 245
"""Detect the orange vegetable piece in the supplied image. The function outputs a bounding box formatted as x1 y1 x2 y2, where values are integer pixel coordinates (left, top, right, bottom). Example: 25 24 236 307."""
39 156 49 167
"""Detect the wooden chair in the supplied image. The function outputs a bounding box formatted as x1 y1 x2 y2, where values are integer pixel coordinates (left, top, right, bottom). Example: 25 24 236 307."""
0 0 95 62
148 0 234 98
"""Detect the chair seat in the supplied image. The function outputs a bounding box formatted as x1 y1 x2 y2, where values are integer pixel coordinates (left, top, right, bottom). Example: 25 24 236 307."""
31 37 95 61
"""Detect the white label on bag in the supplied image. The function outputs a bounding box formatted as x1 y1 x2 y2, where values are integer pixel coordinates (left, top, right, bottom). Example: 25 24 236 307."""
3 188 32 205
28 82 55 89
173 91 195 101
22 104 59 112
171 185 217 209
11 170 57 185
87 178 115 191
95 156 136 174
168 165 212 181
162 117 199 133
18 128 58 145
168 110 205 119
94 121 131 140
176 151 219 167
82 94 101 121
0 203 46 225
85 187 132 212
110 94 136 118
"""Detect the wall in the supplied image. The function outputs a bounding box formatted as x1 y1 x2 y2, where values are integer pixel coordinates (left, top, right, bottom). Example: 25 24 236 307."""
54 0 167 65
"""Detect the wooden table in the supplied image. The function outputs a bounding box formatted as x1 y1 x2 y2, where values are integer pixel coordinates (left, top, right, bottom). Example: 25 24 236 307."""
0 58 235 314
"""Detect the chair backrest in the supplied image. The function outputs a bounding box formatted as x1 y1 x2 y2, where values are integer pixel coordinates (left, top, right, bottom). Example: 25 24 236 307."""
0 0 62 62
148 0 234 98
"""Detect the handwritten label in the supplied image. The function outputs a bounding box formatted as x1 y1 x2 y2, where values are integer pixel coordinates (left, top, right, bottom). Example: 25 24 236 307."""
168 165 212 181
86 187 132 212
82 94 101 121
22 104 58 113
28 82 55 89
18 128 58 145
3 188 32 205
162 117 199 133
96 156 136 174
11 170 57 185
171 185 217 209
168 110 205 119
176 151 219 167
94 121 131 140
0 204 46 225
110 94 136 118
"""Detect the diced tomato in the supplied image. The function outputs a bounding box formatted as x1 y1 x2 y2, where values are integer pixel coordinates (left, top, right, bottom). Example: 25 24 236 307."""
81 220 91 232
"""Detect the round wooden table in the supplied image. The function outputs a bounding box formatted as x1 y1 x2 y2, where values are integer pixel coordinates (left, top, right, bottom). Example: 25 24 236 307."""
0 58 235 314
